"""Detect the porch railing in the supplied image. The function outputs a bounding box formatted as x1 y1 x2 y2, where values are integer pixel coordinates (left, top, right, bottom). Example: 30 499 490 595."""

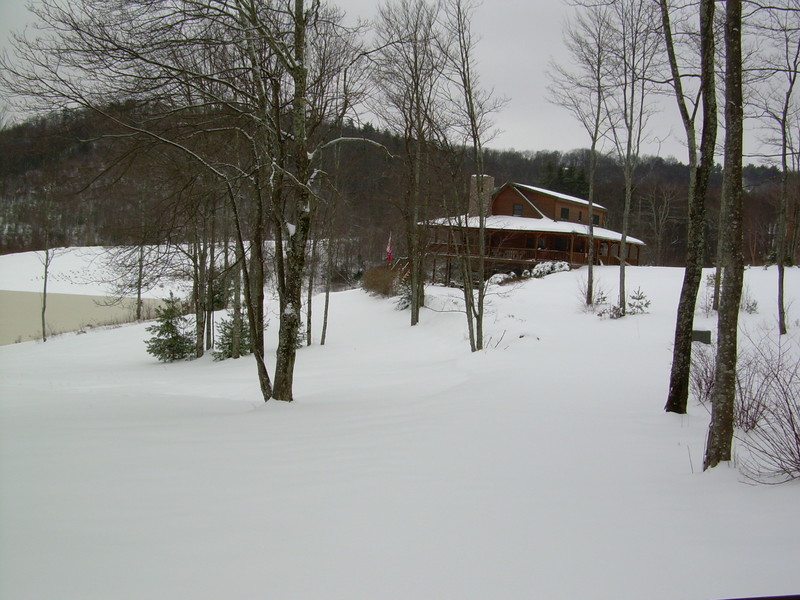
431 243 634 265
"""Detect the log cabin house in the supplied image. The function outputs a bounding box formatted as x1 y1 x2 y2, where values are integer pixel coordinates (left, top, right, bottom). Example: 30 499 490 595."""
428 177 645 277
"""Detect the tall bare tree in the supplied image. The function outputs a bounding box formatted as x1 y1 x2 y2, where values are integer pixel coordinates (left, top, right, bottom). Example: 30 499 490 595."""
660 0 718 414
603 0 662 314
372 0 445 326
39 186 56 343
438 0 503 351
750 0 800 335
548 2 614 307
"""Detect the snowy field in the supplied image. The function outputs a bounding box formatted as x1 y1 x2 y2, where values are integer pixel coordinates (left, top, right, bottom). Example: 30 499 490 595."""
1 249 799 599
0 248 184 343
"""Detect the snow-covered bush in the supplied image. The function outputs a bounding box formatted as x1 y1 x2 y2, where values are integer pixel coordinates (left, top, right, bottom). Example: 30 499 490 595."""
532 261 570 279
395 281 413 310
488 273 511 285
145 293 194 362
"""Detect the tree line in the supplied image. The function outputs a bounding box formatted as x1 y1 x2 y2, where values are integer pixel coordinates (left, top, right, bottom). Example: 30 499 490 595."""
1 106 794 266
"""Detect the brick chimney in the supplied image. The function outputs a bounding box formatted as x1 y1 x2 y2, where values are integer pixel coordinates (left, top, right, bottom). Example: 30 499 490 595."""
468 174 495 217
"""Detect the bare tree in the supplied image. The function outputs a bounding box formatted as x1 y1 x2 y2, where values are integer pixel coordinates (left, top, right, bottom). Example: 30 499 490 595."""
548 1 614 306
602 0 662 314
642 181 680 265
750 0 800 335
660 0 719 414
704 0 745 471
39 246 56 342
372 0 446 327
35 183 61 342
437 0 504 351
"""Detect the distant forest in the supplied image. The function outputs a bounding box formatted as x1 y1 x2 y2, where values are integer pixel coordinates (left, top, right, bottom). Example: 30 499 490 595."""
0 105 792 267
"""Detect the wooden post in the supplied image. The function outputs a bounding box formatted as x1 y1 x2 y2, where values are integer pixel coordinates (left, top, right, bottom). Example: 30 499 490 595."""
569 234 575 264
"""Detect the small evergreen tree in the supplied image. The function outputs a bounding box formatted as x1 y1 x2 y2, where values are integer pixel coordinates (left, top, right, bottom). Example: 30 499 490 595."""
212 313 253 361
145 293 194 362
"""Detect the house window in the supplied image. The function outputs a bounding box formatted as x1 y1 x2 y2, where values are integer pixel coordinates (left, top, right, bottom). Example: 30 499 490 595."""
593 214 600 225
560 207 569 220
526 237 536 249
512 203 523 216
579 211 583 222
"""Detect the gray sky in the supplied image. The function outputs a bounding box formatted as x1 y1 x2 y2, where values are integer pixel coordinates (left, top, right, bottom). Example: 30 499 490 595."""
0 0 690 160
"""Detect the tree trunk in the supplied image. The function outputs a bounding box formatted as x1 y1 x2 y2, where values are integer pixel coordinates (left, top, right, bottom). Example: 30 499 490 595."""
306 232 319 346
776 91 793 335
226 184 272 401
273 0 312 402
41 249 51 342
663 0 717 414
704 0 744 471
136 244 144 321
205 214 216 351
232 246 242 360
409 138 424 326
586 153 596 306
320 235 334 346
192 239 206 359
618 165 632 314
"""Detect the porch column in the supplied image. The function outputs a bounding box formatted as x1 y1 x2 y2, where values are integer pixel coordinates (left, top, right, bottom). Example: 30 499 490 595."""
569 234 575 264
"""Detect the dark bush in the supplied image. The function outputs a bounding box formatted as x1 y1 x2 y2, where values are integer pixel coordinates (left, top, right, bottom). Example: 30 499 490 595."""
361 266 399 297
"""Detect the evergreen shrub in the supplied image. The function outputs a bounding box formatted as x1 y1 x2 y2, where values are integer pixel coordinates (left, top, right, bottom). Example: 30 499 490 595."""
531 261 571 278
212 313 252 361
145 293 194 362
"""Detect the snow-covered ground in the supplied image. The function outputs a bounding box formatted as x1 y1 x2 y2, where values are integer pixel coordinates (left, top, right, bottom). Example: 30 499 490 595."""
0 248 187 344
0 247 188 296
1 251 798 599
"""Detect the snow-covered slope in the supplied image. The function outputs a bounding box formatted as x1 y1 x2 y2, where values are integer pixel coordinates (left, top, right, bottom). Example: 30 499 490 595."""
1 260 798 599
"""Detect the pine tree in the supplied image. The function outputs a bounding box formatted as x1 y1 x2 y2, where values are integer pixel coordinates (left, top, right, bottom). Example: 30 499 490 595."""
145 293 194 362
212 314 253 361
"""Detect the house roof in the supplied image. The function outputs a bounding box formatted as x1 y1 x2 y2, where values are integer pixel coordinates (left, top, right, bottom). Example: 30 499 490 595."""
431 214 645 245
507 183 608 211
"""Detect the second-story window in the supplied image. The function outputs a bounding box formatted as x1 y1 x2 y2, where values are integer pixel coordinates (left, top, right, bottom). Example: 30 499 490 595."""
512 203 523 216
593 214 600 225
560 207 569 220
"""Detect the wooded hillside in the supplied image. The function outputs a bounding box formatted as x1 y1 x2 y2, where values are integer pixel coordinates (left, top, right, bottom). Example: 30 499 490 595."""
0 106 793 267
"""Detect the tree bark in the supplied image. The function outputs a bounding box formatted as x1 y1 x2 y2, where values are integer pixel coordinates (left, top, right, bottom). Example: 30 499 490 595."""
704 0 744 470
663 0 717 414
273 0 313 402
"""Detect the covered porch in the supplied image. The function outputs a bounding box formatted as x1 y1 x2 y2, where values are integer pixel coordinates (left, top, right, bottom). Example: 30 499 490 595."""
427 226 642 279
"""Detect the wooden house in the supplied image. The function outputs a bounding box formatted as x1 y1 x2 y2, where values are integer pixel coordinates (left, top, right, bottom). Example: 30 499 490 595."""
428 177 644 276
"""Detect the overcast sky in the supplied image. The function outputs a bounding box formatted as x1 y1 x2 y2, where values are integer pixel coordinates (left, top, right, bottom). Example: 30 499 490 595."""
0 0 692 160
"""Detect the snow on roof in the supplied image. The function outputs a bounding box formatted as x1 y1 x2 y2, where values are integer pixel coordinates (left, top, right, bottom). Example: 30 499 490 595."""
431 214 645 245
511 183 608 211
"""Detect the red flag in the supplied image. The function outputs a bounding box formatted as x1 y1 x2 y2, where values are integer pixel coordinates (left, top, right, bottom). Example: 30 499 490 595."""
385 233 393 262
